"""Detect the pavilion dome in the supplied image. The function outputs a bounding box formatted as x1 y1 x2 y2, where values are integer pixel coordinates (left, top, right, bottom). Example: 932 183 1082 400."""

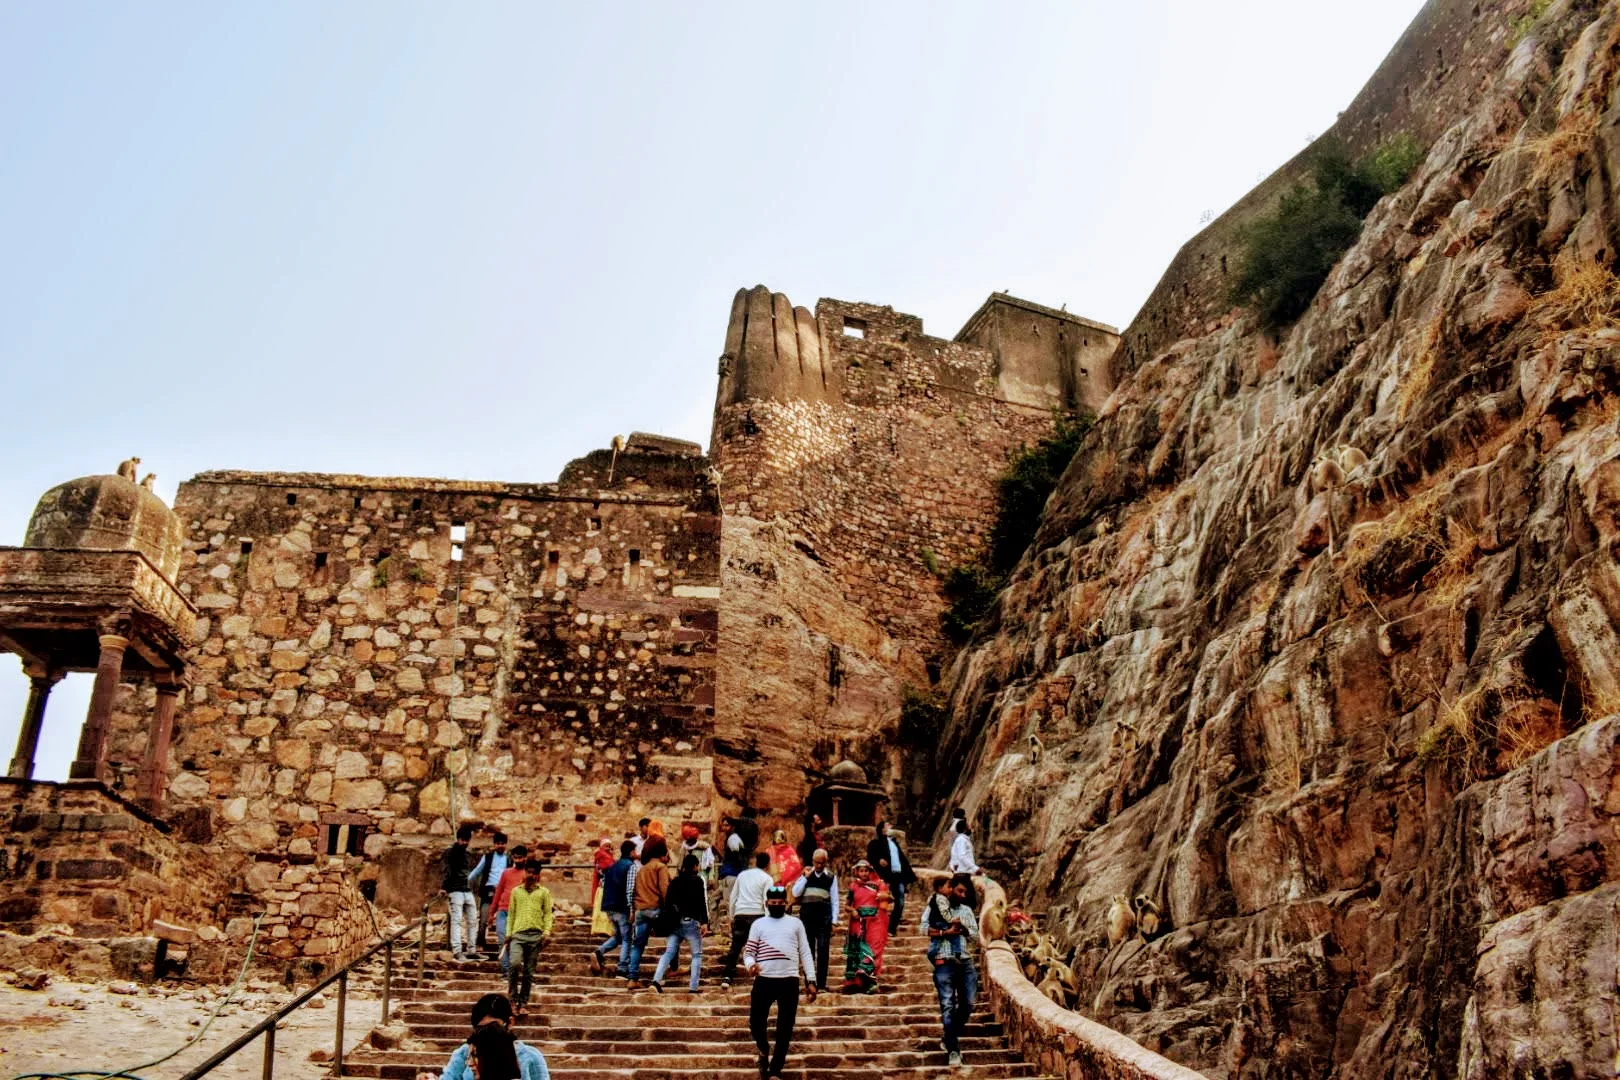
828 759 869 785
25 474 185 581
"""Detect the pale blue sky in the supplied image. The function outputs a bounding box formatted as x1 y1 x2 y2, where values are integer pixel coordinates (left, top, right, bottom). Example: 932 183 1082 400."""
0 1 1425 778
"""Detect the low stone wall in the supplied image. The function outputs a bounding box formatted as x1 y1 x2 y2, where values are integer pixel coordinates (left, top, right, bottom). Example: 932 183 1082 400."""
0 779 384 981
0 779 229 936
240 860 378 968
918 869 1207 1080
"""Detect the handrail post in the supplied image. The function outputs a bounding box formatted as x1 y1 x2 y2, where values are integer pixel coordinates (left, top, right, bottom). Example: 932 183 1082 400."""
381 941 393 1024
418 916 428 986
261 1024 275 1080
334 971 347 1075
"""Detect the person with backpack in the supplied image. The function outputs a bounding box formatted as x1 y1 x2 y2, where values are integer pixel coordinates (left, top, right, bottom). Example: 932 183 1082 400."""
651 852 711 993
469 832 511 956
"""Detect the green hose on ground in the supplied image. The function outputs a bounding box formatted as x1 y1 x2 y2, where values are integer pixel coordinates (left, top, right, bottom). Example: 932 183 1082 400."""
8 911 265 1080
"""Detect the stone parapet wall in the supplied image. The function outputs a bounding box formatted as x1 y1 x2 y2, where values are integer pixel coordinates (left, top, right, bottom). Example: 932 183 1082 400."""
0 779 228 937
915 869 1207 1080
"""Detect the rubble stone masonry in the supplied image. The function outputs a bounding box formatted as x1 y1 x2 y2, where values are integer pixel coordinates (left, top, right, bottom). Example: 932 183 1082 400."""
97 442 719 904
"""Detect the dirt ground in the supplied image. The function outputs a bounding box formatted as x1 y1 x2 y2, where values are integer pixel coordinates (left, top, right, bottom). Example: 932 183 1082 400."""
0 978 385 1080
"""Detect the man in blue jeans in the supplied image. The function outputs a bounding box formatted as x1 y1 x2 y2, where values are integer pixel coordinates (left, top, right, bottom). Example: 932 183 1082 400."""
625 838 669 989
929 873 980 1068
591 840 636 977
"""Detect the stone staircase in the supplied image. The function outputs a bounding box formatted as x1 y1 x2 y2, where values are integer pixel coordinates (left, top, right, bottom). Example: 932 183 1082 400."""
341 917 1052 1079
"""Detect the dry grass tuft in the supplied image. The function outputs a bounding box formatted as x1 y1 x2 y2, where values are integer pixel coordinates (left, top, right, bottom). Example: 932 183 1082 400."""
1338 488 1444 611
1397 317 1443 421
1517 106 1602 188
1495 696 1564 770
1529 251 1620 336
1415 683 1489 765
1418 516 1481 609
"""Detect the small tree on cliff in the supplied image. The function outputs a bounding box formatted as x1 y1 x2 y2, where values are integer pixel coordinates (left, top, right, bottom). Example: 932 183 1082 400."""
1231 135 1424 327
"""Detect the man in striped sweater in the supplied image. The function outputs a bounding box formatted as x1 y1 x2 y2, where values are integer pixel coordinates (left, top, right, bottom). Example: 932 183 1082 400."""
743 886 817 1080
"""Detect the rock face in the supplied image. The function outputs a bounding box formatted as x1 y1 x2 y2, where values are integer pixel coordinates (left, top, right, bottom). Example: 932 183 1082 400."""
935 5 1620 1077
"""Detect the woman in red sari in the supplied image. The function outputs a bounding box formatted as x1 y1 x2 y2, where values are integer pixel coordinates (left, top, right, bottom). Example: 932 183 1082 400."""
768 829 803 885
840 859 892 993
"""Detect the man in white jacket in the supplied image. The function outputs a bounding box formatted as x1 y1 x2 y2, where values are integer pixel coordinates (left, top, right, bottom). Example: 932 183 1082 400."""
744 886 817 1080
720 851 774 988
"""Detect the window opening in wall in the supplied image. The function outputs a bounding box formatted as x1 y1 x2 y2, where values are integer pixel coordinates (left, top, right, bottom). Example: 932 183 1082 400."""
286 493 298 506
411 497 422 511
547 551 560 565
353 497 363 510
324 822 369 857
589 517 602 533
628 549 640 565
240 540 253 555
314 551 328 569
842 318 866 339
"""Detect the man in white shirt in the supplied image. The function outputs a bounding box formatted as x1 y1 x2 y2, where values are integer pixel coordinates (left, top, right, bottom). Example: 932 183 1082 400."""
744 886 817 1079
721 852 774 988
948 818 980 874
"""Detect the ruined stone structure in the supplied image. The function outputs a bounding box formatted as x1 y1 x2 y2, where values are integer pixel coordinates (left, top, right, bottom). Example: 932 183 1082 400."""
713 286 1116 816
0 284 1111 965
91 437 721 889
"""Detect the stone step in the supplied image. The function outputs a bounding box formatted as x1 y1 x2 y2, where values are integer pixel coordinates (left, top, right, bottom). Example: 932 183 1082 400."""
394 1037 1013 1056
396 1021 1005 1042
339 1050 1044 1079
358 916 1031 1079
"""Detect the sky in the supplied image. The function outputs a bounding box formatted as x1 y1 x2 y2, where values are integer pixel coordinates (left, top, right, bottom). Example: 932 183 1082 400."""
0 1 1426 779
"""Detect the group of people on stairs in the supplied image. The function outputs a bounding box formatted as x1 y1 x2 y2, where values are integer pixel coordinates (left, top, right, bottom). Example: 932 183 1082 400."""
433 810 984 1078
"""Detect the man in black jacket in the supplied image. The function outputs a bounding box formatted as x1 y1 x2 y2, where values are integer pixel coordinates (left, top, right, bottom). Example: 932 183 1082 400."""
441 824 480 961
865 820 917 934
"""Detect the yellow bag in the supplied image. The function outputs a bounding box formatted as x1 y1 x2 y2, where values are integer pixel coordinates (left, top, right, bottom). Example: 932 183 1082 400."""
590 882 612 935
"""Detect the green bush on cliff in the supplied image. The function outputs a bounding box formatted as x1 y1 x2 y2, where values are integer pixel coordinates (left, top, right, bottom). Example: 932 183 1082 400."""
1230 136 1424 327
941 565 1006 644
989 413 1094 574
899 685 948 745
939 413 1094 644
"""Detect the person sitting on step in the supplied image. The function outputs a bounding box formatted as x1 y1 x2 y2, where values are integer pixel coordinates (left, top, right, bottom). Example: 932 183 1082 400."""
436 992 550 1080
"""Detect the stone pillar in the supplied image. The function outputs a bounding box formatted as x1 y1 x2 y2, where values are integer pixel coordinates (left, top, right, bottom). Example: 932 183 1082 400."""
138 677 181 811
8 664 61 780
70 631 130 782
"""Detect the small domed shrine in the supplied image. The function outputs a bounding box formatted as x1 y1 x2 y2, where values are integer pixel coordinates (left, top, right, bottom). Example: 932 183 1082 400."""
809 758 889 827
0 464 196 807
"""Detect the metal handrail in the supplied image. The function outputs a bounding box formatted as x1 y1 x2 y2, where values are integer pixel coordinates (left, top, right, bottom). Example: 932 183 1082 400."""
178 896 447 1080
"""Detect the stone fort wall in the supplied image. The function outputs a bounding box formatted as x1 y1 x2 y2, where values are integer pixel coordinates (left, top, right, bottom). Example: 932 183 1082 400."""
58 283 1118 897
98 439 720 894
713 287 1115 665
1114 0 1543 379
710 286 1116 820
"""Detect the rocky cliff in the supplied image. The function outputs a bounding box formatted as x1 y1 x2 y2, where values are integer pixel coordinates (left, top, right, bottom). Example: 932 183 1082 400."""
936 2 1620 1076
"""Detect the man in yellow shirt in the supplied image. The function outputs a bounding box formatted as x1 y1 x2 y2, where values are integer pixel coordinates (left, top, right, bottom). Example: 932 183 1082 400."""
506 860 554 1015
